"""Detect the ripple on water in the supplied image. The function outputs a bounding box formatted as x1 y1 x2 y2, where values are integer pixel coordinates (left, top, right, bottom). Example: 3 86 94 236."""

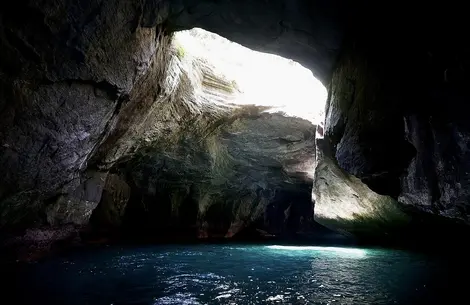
4 244 463 305
153 293 200 305
266 294 284 301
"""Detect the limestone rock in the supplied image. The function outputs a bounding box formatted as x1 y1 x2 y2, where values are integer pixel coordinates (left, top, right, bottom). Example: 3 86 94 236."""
313 141 410 238
0 0 341 237
88 28 318 239
3 0 470 247
399 114 470 224
0 1 165 226
91 174 131 228
323 33 415 198
152 0 349 83
46 171 107 226
319 0 470 236
119 111 315 238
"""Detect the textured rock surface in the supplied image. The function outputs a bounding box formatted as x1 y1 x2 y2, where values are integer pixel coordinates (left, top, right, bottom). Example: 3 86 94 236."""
46 171 108 226
90 174 131 228
117 111 315 238
91 27 318 239
323 17 416 198
313 140 410 238
399 103 470 223
317 1 470 236
160 0 349 83
0 1 167 227
1 0 470 251
0 0 324 247
1 225 81 262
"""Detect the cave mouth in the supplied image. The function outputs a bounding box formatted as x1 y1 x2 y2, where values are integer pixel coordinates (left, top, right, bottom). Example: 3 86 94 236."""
98 28 329 242
173 28 327 125
0 26 330 261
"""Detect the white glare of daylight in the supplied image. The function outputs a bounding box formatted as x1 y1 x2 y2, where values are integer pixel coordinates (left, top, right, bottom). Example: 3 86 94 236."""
265 245 367 258
174 28 327 124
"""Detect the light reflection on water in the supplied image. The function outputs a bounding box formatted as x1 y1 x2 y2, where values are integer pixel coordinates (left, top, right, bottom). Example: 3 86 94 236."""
3 244 462 305
265 245 367 257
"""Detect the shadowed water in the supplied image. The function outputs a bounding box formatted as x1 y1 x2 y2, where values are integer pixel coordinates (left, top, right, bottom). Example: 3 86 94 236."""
3 244 466 305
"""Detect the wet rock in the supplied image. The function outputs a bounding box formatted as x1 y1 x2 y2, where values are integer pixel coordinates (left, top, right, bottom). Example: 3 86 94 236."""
0 225 80 262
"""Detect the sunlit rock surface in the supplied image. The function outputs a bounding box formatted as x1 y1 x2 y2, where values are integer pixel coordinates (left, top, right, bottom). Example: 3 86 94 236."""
96 29 318 238
313 141 410 238
147 0 349 83
0 0 323 252
3 0 470 254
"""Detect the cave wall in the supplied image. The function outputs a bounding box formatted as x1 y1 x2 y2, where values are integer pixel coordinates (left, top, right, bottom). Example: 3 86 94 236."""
316 1 470 234
0 1 325 255
0 1 168 228
113 111 315 239
0 0 345 230
2 0 470 252
147 0 349 83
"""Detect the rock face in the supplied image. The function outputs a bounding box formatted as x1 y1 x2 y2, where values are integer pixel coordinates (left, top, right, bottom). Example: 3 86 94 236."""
315 1 470 237
399 115 470 222
46 171 108 226
160 0 349 83
1 0 470 254
0 1 169 228
117 111 315 238
313 140 410 239
93 32 317 238
0 1 322 251
90 174 130 229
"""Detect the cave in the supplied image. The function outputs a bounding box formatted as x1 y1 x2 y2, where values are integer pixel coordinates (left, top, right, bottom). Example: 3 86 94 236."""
1 1 470 304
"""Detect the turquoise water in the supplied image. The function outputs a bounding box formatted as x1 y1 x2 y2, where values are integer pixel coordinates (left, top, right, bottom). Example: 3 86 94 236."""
4 244 464 304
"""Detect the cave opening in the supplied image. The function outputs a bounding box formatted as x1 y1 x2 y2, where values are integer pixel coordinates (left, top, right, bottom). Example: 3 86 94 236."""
2 1 470 303
104 27 329 242
172 28 328 126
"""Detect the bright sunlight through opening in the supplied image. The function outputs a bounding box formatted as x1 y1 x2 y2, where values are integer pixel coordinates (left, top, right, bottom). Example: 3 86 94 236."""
174 28 327 125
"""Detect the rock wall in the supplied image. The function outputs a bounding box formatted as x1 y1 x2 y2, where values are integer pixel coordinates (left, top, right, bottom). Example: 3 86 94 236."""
3 0 469 251
0 1 169 228
94 33 317 239
116 111 315 239
313 140 410 239
316 1 470 237
150 0 349 83
0 1 320 254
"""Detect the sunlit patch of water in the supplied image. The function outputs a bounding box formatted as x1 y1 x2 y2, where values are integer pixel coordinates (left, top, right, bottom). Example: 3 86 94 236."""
2 244 461 305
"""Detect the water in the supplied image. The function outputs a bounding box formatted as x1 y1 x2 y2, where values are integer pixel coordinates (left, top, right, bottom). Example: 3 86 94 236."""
3 244 466 305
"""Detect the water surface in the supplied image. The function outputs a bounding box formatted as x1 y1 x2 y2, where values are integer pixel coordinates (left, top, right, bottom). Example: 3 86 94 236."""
4 244 465 304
